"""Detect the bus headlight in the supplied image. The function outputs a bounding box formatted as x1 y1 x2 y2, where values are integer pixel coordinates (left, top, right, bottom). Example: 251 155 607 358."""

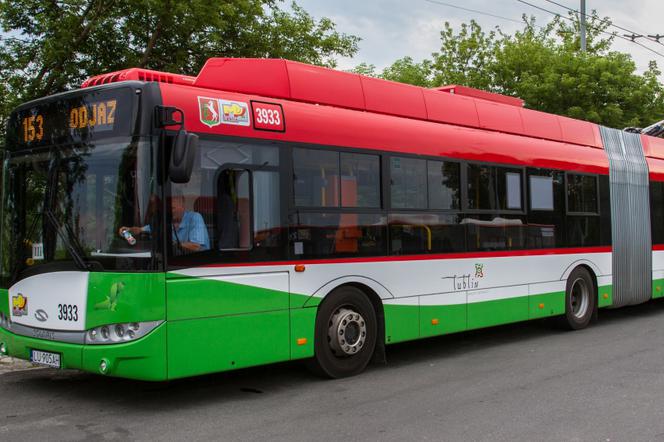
85 320 162 345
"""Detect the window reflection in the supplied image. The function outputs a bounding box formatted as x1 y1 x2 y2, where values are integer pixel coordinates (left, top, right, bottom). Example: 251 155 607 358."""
390 157 427 209
289 212 386 258
389 213 465 254
567 174 598 213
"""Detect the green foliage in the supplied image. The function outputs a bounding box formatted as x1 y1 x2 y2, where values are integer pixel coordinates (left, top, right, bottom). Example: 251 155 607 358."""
0 0 360 140
431 20 497 90
382 57 434 87
365 13 664 129
349 62 379 77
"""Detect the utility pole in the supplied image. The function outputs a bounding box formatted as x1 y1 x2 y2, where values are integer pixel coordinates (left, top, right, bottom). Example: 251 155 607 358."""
580 0 587 51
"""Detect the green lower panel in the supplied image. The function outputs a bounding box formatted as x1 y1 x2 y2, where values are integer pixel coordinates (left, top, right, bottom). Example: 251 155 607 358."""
86 273 166 330
529 291 565 319
598 284 613 307
0 324 167 381
384 303 419 344
384 290 566 344
420 304 466 338
167 275 288 320
652 279 664 300
290 307 316 360
467 296 529 330
167 310 290 379
0 288 8 318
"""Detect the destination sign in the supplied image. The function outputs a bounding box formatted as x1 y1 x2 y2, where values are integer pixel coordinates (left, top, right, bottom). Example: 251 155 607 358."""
8 88 133 150
68 100 117 131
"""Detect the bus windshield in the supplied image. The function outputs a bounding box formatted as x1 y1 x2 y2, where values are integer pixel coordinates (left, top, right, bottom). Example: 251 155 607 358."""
1 139 162 288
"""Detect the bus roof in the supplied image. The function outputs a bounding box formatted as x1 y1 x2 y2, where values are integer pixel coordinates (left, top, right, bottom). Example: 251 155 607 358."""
80 58 664 167
82 58 604 149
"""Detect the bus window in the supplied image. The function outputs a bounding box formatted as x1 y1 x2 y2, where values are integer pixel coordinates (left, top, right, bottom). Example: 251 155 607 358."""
651 181 664 245
567 174 598 214
526 168 565 248
252 170 280 251
389 213 465 255
218 169 252 250
390 157 427 209
340 152 380 208
463 215 526 251
565 173 600 247
467 164 496 210
289 212 386 258
427 161 460 210
498 168 523 210
566 216 600 246
529 175 554 211
293 148 339 207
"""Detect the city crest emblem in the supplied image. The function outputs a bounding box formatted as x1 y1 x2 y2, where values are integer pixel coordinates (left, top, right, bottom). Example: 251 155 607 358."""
198 97 221 127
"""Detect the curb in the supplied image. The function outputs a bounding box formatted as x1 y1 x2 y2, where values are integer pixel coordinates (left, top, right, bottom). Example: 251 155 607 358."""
0 356 41 375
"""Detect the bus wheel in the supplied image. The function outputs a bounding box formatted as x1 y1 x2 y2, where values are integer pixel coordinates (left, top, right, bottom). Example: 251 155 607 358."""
561 267 595 330
311 286 378 378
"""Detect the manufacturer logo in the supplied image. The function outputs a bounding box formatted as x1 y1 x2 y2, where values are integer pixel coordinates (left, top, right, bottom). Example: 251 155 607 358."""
32 329 55 340
198 96 221 127
34 309 48 322
12 294 28 316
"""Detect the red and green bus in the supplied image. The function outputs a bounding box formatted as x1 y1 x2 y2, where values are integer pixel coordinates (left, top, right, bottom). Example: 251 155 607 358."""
1 58 663 380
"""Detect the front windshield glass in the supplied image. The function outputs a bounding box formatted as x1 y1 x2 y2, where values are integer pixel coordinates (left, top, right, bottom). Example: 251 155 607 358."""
0 139 162 287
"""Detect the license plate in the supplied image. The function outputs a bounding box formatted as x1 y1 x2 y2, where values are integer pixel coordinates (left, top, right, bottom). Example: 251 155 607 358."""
30 349 61 368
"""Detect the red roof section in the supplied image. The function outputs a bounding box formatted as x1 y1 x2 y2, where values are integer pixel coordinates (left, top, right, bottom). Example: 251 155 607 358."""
81 58 604 149
435 85 524 107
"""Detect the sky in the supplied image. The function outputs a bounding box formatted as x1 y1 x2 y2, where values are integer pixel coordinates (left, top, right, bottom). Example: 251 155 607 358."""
293 0 664 81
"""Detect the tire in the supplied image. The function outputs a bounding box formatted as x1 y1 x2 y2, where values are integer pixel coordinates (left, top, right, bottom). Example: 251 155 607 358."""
561 267 596 330
310 286 378 378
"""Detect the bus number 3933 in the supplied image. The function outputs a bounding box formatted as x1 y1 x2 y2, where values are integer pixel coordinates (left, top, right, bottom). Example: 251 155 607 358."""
57 304 78 322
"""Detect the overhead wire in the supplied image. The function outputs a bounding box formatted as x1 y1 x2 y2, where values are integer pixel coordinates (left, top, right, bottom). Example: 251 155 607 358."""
422 0 524 25
516 0 664 58
541 0 664 47
421 0 664 59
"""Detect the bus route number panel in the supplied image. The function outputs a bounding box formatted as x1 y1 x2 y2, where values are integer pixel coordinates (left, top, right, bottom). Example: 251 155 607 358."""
251 101 285 132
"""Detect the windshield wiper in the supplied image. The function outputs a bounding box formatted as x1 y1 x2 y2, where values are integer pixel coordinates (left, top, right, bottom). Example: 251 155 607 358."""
44 208 89 271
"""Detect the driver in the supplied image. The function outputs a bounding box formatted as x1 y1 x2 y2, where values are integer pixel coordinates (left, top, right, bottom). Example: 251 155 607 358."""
119 193 210 252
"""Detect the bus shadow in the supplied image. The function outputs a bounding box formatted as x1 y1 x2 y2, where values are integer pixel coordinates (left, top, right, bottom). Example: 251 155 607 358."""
6 298 664 410
3 359 317 411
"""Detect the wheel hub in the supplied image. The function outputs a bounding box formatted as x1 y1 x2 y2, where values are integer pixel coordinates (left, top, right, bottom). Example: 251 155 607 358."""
328 308 367 356
570 277 590 319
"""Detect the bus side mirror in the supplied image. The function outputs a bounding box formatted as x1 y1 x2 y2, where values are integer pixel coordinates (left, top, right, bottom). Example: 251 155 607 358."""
169 131 198 183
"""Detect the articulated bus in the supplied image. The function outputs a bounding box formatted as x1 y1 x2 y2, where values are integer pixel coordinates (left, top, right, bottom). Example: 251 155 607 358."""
2 58 664 380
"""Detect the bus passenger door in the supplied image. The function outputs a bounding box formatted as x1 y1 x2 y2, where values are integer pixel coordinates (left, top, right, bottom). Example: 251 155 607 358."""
166 168 291 379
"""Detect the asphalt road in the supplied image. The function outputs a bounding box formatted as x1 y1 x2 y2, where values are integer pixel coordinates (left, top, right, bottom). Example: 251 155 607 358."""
3 301 664 442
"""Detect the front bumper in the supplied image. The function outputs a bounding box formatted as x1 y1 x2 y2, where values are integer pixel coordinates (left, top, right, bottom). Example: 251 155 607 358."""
0 323 167 381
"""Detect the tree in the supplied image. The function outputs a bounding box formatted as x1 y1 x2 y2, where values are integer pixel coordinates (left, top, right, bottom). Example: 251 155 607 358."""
381 57 434 87
0 0 360 140
367 13 664 129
